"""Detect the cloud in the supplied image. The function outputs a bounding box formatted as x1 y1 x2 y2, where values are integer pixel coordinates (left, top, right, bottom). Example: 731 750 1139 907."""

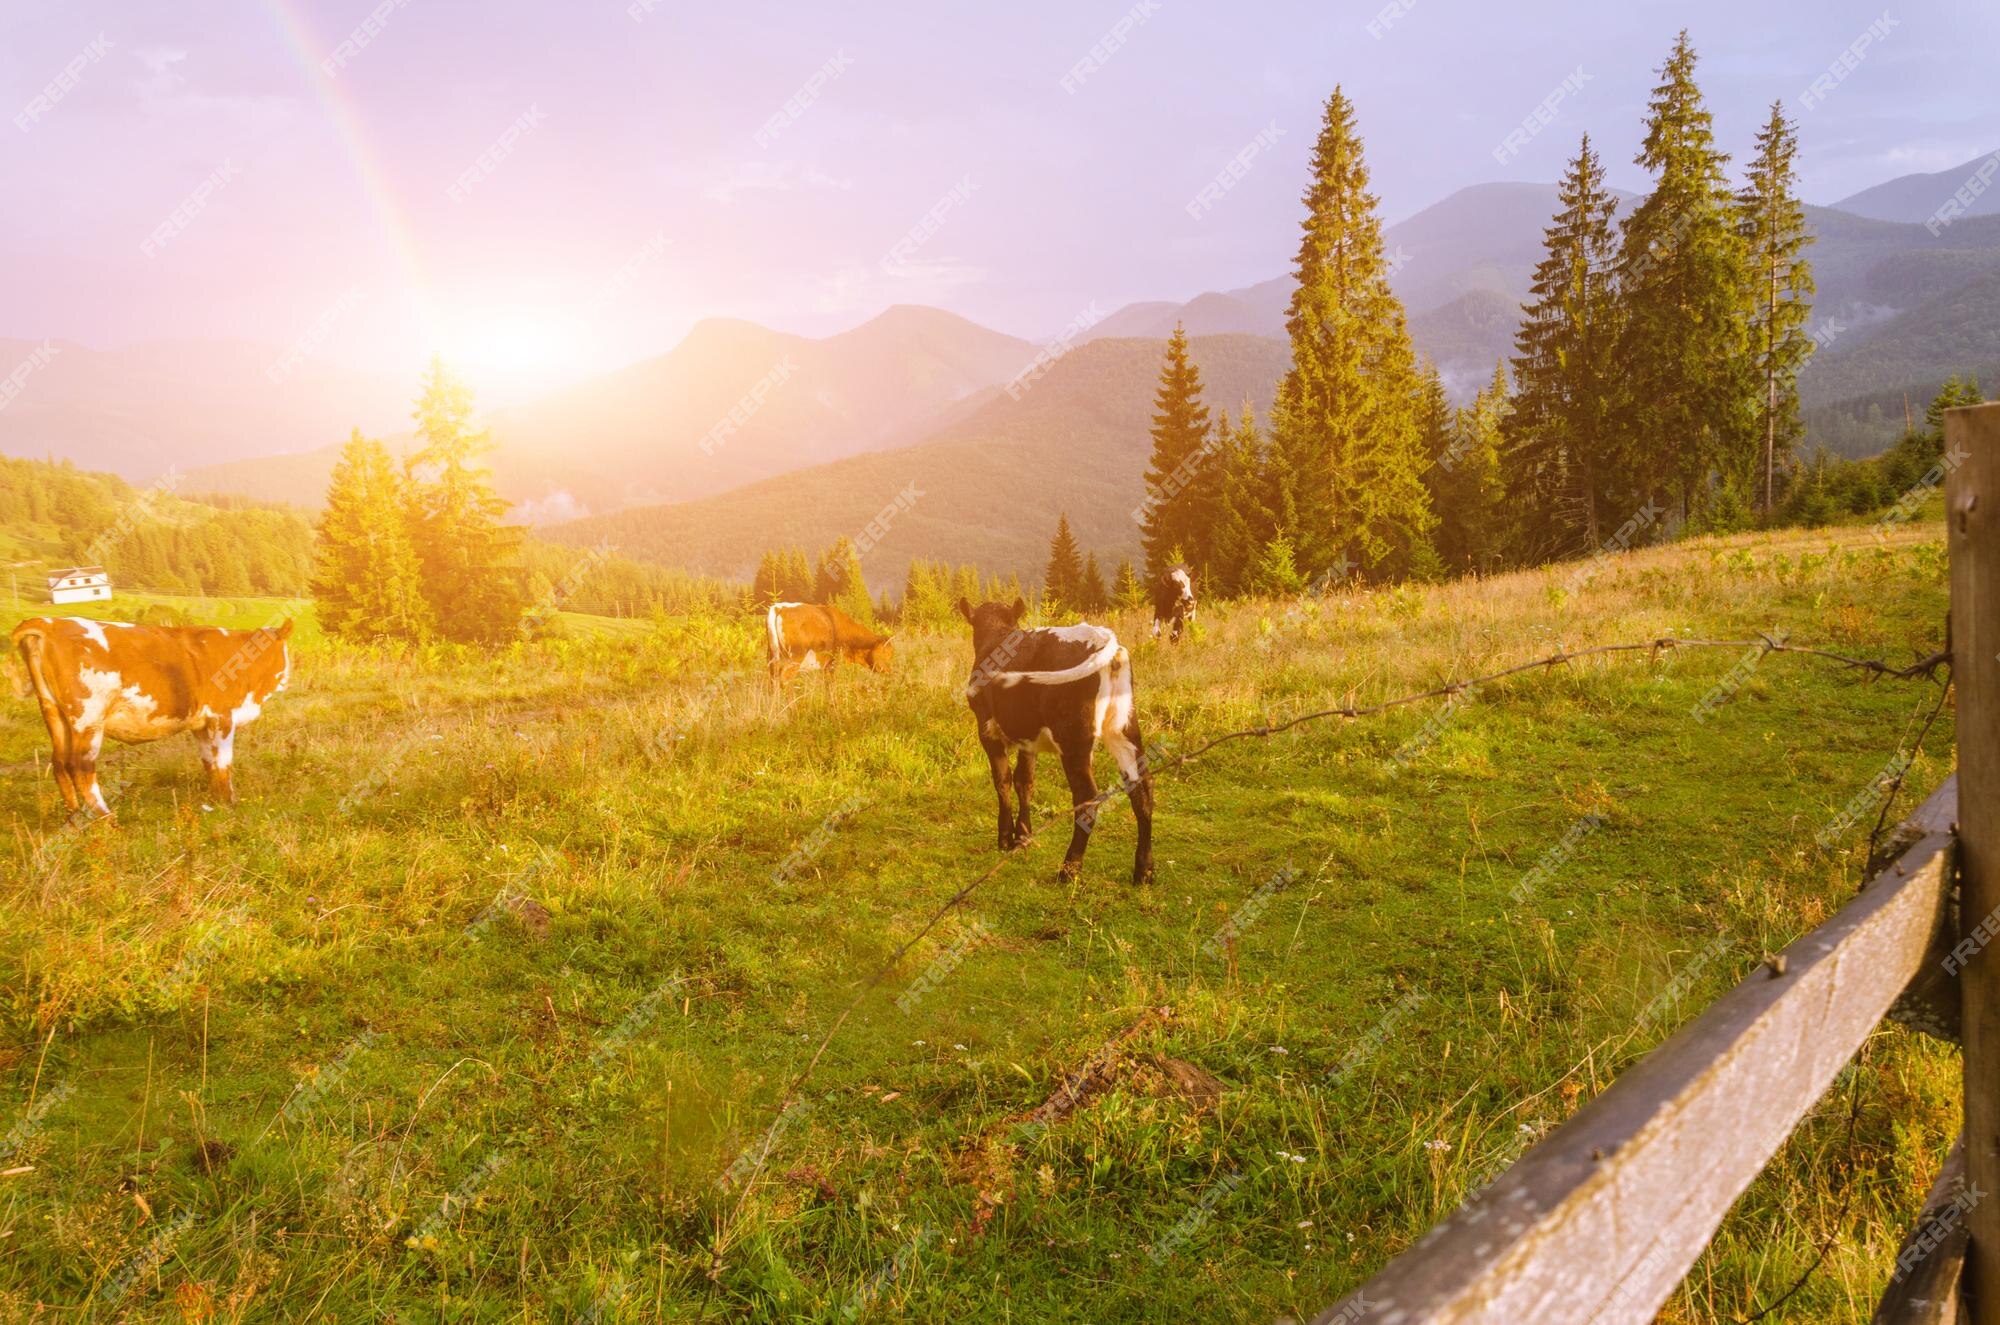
814 257 986 314
135 47 190 101
702 160 855 204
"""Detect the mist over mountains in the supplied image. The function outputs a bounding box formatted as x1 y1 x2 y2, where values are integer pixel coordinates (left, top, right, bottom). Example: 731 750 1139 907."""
6 152 1999 582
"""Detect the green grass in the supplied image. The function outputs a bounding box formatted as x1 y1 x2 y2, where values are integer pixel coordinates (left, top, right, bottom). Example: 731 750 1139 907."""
0 517 1962 1322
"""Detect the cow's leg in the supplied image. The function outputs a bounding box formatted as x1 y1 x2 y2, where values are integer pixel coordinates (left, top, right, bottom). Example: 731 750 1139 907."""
1103 715 1155 886
33 701 79 812
1056 738 1100 881
1150 615 1162 640
985 741 1019 850
198 720 237 805
71 728 112 819
1011 751 1035 844
769 650 788 687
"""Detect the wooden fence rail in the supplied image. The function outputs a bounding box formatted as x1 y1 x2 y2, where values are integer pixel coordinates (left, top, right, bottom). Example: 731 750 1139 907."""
1313 401 2000 1324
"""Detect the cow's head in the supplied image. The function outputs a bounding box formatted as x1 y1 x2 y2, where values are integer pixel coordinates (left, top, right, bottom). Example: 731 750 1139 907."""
956 597 1027 657
1169 566 1196 615
863 635 894 674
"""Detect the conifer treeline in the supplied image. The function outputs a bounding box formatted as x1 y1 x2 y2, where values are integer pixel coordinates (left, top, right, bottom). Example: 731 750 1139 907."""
1134 32 1927 594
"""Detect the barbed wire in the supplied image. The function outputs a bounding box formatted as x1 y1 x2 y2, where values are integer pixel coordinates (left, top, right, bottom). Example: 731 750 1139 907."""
707 631 1953 1276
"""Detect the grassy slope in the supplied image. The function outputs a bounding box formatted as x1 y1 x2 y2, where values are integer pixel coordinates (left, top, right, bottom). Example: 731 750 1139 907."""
0 516 1960 1323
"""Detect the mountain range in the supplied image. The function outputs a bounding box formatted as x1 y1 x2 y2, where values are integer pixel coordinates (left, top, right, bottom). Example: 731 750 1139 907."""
7 153 2000 583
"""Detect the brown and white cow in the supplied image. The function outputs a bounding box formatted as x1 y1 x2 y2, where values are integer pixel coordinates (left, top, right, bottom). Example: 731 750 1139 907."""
765 602 892 684
11 616 293 817
1151 566 1196 643
958 597 1154 885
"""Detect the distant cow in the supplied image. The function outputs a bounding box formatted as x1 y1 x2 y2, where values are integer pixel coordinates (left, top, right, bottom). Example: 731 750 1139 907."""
11 616 294 817
765 602 893 684
1151 566 1196 643
957 597 1154 885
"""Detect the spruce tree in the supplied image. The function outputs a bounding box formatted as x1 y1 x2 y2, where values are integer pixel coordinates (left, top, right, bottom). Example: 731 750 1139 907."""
1432 364 1508 573
406 357 525 642
1079 552 1109 613
753 551 785 604
313 429 431 641
1248 534 1305 597
1270 87 1436 579
1507 134 1624 559
1043 513 1084 611
1209 405 1270 596
814 537 873 622
1737 101 1815 515
1612 33 1754 522
1112 559 1146 611
1140 323 1215 579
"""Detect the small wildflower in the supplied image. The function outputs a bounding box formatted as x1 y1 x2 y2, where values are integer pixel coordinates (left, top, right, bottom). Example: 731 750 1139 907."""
1424 1139 1452 1153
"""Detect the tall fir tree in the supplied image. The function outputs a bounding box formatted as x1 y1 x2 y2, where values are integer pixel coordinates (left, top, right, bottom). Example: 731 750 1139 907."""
1043 513 1084 611
1507 134 1625 559
1269 87 1436 579
1612 33 1755 523
1432 364 1509 573
313 429 431 641
1079 552 1109 613
1209 405 1270 596
813 537 873 622
1140 323 1215 579
406 357 526 642
1737 100 1815 515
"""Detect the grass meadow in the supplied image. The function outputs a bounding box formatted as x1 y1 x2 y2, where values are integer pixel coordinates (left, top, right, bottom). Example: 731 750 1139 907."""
0 514 1963 1322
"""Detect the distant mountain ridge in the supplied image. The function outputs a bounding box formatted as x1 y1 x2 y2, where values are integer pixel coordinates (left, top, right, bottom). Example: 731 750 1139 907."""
1832 150 2000 224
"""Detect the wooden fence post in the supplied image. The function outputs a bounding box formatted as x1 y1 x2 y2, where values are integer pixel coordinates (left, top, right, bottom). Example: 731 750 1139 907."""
1949 401 2000 1323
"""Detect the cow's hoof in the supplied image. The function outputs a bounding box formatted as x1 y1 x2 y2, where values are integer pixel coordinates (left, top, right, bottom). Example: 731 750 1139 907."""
1132 864 1156 887
1057 861 1083 883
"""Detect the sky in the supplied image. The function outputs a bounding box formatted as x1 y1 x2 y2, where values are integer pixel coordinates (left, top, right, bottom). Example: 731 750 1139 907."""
4 0 1997 401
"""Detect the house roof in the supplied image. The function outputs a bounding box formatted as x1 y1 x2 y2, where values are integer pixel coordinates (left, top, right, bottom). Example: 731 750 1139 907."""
47 566 109 586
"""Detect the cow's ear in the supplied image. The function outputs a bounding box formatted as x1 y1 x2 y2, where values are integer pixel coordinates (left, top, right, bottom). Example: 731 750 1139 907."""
277 619 295 639
955 597 974 624
1009 597 1027 624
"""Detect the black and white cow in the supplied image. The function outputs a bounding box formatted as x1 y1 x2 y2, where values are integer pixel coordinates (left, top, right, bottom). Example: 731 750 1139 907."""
957 598 1154 885
1150 566 1196 643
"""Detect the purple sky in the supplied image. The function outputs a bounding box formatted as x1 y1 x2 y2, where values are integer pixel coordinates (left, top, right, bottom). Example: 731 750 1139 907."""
4 0 1996 400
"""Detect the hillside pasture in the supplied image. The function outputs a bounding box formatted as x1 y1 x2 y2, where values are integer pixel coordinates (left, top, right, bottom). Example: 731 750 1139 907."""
0 516 1961 1322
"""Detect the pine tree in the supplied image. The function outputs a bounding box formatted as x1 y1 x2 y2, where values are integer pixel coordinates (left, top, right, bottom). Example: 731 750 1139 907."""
1248 534 1306 597
1612 33 1754 522
1043 513 1084 611
814 537 873 622
1140 323 1215 579
1431 364 1508 573
782 548 815 602
313 429 431 641
753 551 786 604
1269 87 1436 579
1113 558 1146 611
406 357 525 642
1738 101 1815 516
1507 134 1625 559
1079 552 1109 613
1209 405 1270 596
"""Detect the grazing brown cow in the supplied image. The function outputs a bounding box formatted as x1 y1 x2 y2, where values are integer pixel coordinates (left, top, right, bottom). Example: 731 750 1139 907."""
765 602 892 684
11 616 294 817
958 597 1154 885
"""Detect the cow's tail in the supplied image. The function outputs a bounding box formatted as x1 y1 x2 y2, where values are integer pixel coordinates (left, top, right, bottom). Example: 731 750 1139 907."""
9 621 50 702
764 603 785 661
999 631 1122 688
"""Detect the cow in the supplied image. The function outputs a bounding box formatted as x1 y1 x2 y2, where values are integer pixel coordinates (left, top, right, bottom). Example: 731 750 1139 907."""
11 616 293 818
1151 566 1196 643
765 602 893 685
957 597 1154 885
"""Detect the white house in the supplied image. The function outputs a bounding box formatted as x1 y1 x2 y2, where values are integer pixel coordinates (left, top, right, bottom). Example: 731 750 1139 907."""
48 566 112 605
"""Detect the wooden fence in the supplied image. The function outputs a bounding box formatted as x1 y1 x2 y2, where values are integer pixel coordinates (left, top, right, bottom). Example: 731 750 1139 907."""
1313 401 2000 1325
